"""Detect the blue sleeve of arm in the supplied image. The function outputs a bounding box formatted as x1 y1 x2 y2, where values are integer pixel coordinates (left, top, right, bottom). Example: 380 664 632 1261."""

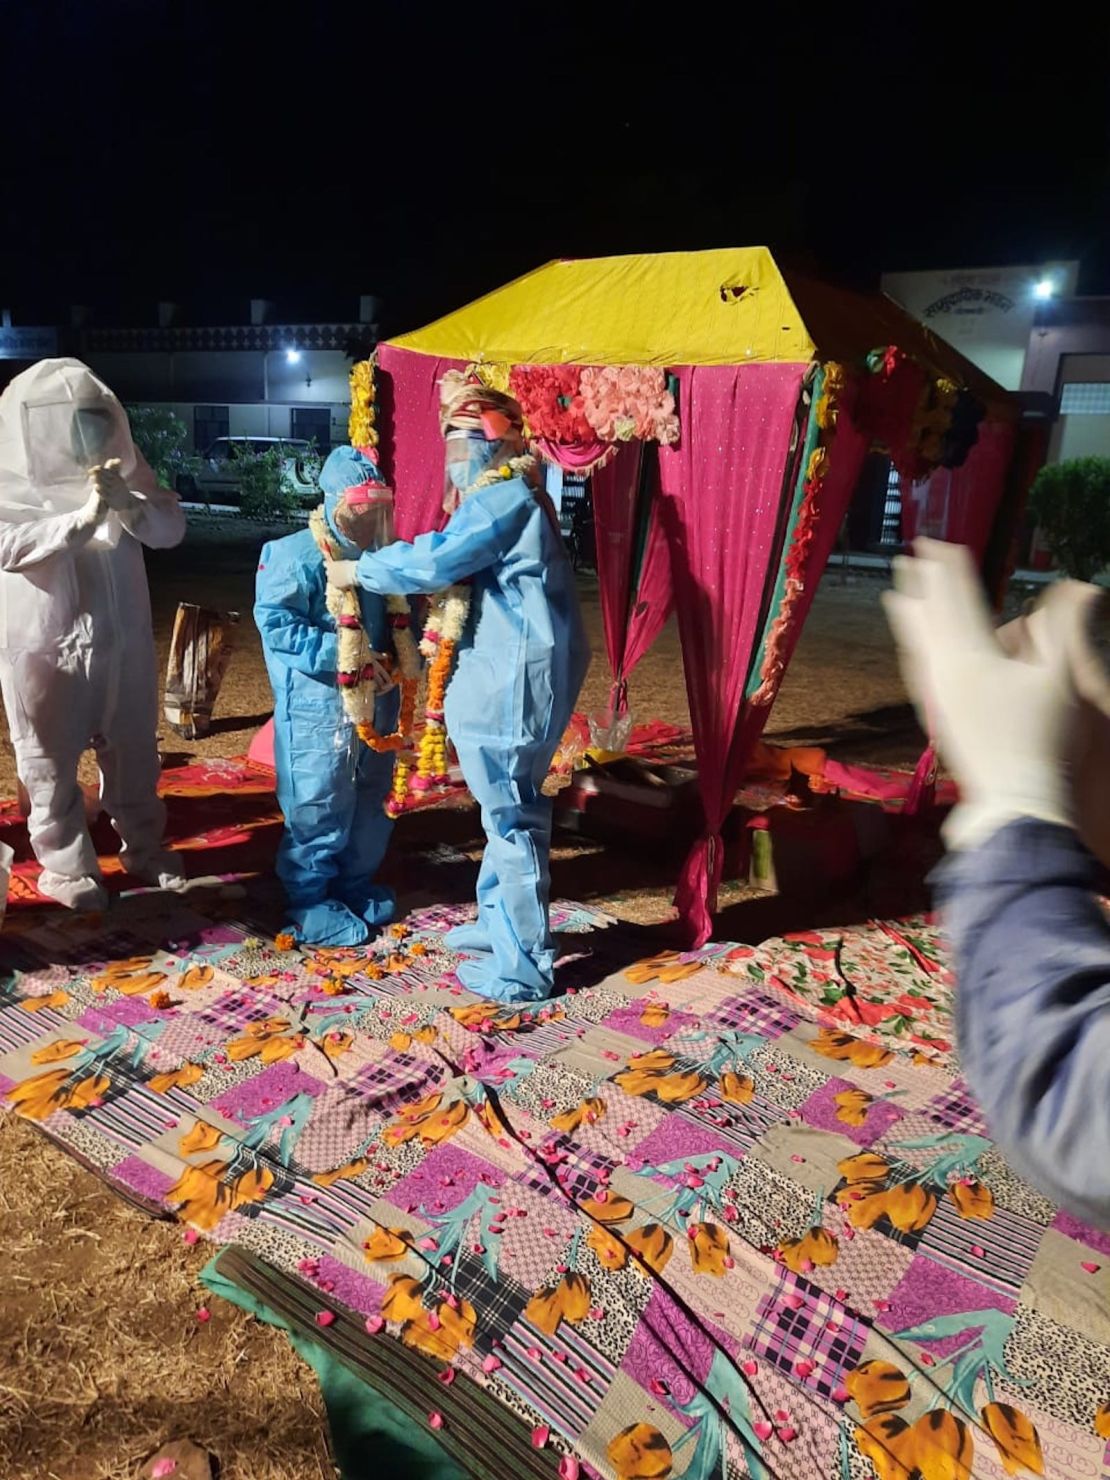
937 818 1110 1227
253 544 338 677
354 481 535 596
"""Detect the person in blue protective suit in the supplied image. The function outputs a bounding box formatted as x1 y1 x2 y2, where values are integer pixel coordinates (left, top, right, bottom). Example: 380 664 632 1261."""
327 374 590 1002
255 446 400 947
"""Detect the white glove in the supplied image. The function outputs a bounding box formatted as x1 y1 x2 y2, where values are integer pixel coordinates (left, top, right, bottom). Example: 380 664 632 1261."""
326 558 359 592
998 584 1110 868
71 488 110 535
883 539 1105 851
90 458 138 512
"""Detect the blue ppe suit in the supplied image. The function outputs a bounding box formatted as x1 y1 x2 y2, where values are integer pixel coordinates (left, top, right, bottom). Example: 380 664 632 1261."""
255 471 398 947
353 466 589 1001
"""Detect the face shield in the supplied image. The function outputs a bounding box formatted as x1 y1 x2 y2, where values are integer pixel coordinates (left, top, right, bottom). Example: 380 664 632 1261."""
331 486 395 552
443 428 528 512
23 396 136 488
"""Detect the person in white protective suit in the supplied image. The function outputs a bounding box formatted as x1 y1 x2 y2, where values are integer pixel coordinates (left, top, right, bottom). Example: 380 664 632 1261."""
0 359 187 910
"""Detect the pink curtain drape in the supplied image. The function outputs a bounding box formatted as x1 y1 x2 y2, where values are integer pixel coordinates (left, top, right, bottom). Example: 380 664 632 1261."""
741 403 871 728
900 417 1017 560
531 437 615 473
590 441 673 707
657 363 808 945
376 345 464 540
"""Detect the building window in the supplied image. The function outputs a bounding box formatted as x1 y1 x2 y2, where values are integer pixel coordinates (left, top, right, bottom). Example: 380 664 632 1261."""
194 405 229 454
291 407 331 453
1060 383 1110 415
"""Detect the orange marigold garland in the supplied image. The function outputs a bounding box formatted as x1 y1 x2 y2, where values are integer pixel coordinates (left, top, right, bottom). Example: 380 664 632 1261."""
386 586 471 816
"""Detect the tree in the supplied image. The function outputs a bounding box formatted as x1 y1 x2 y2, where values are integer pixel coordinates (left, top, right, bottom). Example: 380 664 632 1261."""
232 441 322 520
1028 457 1110 582
125 405 201 493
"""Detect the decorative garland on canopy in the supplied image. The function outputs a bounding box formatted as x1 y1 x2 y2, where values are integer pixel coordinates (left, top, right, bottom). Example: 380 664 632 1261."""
506 363 680 450
751 364 845 706
348 359 379 451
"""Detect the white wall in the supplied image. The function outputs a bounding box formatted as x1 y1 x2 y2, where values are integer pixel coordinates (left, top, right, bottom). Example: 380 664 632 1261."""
881 261 1079 391
264 350 350 404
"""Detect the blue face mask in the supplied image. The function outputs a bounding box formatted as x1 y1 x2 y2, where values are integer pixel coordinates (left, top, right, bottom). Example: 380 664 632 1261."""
446 432 504 498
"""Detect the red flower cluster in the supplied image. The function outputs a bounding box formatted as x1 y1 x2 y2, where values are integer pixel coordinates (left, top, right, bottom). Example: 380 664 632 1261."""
508 365 593 442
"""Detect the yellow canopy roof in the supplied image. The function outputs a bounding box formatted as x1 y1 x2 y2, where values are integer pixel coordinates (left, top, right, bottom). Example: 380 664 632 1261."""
386 248 817 368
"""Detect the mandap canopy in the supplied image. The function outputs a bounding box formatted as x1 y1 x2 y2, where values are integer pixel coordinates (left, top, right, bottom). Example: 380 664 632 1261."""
373 248 1019 945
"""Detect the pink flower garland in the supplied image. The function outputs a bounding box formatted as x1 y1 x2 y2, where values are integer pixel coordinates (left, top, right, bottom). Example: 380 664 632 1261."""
579 365 679 445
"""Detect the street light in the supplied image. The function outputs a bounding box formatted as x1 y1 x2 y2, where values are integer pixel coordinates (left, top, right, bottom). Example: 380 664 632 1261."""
285 348 302 364
1033 278 1056 301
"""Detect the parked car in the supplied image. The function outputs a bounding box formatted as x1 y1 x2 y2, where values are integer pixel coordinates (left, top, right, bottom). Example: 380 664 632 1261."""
176 436 320 507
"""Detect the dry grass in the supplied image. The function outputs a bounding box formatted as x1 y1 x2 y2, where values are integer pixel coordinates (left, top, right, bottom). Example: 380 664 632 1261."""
0 1115 331 1480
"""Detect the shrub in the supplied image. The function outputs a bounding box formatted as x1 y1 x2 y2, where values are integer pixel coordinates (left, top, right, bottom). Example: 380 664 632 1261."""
1028 457 1110 582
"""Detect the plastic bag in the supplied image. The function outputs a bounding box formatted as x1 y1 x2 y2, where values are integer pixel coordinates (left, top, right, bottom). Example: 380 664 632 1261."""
164 604 239 739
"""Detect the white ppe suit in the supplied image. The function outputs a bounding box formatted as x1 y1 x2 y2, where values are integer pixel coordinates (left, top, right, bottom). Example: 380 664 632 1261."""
0 359 186 908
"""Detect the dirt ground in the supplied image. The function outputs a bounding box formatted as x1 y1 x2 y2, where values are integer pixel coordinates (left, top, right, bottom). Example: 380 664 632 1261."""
0 517 924 1480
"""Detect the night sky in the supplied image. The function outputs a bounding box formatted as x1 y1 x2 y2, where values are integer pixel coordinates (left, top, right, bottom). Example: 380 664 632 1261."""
4 1 1109 333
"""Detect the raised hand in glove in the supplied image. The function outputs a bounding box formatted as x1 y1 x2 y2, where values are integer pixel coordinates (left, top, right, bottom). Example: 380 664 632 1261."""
883 538 1109 855
89 457 137 512
325 558 359 592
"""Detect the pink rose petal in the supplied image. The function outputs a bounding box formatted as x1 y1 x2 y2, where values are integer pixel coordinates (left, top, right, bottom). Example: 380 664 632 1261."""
438 1367 456 1385
427 1312 441 1332
482 1354 502 1373
778 1426 798 1444
1081 1261 1102 1274
526 1346 543 1363
152 1462 178 1478
969 1244 985 1259
195 1307 211 1324
183 1229 199 1246
428 1411 444 1430
774 1410 790 1424
832 1386 849 1403
531 1425 550 1450
753 1420 773 1442
649 1379 668 1396
742 1359 758 1376
794 1360 814 1378
365 1315 384 1334
315 1310 336 1328
782 1293 805 1311
558 1457 581 1480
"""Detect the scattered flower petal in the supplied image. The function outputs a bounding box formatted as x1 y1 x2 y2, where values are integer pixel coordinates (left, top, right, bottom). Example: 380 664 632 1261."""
315 1310 336 1327
365 1315 384 1334
428 1411 444 1430
531 1425 550 1449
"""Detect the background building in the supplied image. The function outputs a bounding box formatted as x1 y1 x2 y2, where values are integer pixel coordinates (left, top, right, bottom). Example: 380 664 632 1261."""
0 297 380 456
